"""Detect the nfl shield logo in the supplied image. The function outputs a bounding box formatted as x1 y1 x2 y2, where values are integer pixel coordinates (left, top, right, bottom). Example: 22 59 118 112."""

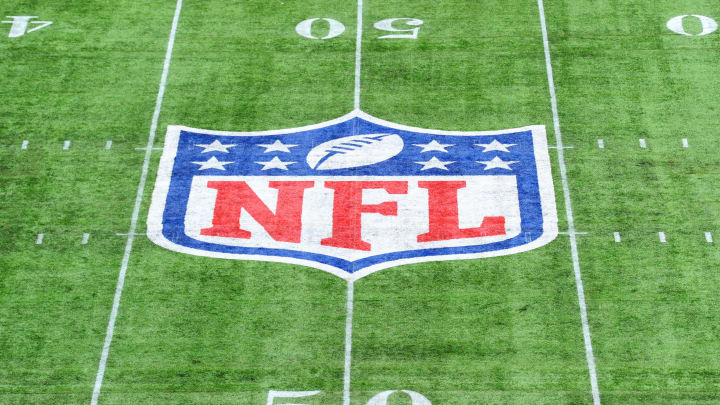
148 111 557 280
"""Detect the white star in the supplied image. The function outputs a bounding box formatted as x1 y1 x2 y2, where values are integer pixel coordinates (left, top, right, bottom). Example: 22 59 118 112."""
415 156 455 171
413 139 454 153
475 139 516 153
477 156 518 170
195 140 236 153
255 156 296 171
257 139 298 153
192 156 234 171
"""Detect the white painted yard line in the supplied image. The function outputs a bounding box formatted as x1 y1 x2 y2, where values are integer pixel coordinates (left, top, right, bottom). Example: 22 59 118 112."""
63 140 71 150
343 2 363 402
35 233 44 245
353 0 363 110
682 138 689 148
597 139 604 149
343 280 355 405
21 140 28 150
105 140 113 150
658 232 666 243
639 138 646 149
82 233 90 245
537 1 601 404
613 232 621 243
91 1 183 403
705 232 713 243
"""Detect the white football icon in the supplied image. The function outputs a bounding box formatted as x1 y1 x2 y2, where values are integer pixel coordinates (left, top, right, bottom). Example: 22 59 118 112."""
306 133 404 170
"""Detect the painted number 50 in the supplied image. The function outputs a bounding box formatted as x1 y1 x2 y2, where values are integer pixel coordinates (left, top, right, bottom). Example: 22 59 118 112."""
296 17 424 40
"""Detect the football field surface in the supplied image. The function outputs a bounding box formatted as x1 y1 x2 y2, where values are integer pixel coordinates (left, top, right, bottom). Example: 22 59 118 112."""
1 0 720 404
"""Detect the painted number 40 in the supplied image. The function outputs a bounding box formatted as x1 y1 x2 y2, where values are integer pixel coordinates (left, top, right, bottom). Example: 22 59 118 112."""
267 389 432 404
296 18 424 40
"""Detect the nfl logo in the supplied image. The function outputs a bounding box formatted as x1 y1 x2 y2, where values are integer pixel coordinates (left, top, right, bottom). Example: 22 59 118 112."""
148 111 557 280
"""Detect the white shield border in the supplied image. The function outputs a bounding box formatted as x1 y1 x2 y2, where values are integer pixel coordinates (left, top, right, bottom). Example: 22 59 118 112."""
147 110 558 281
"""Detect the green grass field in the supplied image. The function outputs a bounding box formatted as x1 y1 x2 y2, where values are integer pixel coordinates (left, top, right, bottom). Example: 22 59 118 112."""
1 0 720 404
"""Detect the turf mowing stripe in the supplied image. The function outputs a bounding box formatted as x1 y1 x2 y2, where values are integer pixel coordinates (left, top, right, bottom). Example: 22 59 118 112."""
536 1 601 403
90 0 184 403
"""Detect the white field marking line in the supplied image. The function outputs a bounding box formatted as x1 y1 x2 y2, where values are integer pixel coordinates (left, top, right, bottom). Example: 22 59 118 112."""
353 0 363 110
536 1 601 404
343 280 355 405
706 232 713 243
658 232 667 243
597 139 604 149
639 138 647 148
115 232 147 236
134 146 163 151
343 1 363 402
105 140 113 150
682 138 689 148
82 233 90 245
549 145 574 149
90 0 183 403
63 140 71 150
35 233 44 245
21 140 29 150
559 231 588 235
613 232 621 243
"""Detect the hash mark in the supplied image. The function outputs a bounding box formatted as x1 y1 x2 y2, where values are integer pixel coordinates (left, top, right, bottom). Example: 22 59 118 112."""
597 139 604 149
105 140 113 150
682 138 689 148
63 140 71 150
21 140 28 150
639 139 647 149
82 233 90 245
659 232 667 243
36 233 44 245
706 232 713 243
613 232 621 243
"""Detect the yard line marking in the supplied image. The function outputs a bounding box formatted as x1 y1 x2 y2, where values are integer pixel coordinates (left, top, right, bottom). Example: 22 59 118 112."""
115 232 147 237
597 139 604 149
549 145 574 149
21 140 28 150
82 233 90 245
343 280 355 405
353 0 363 110
639 138 646 148
613 232 621 243
63 140 71 150
35 233 44 245
706 232 713 243
682 138 689 148
91 1 183 403
658 232 666 243
537 1 601 404
134 147 163 151
560 231 588 235
105 140 113 150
